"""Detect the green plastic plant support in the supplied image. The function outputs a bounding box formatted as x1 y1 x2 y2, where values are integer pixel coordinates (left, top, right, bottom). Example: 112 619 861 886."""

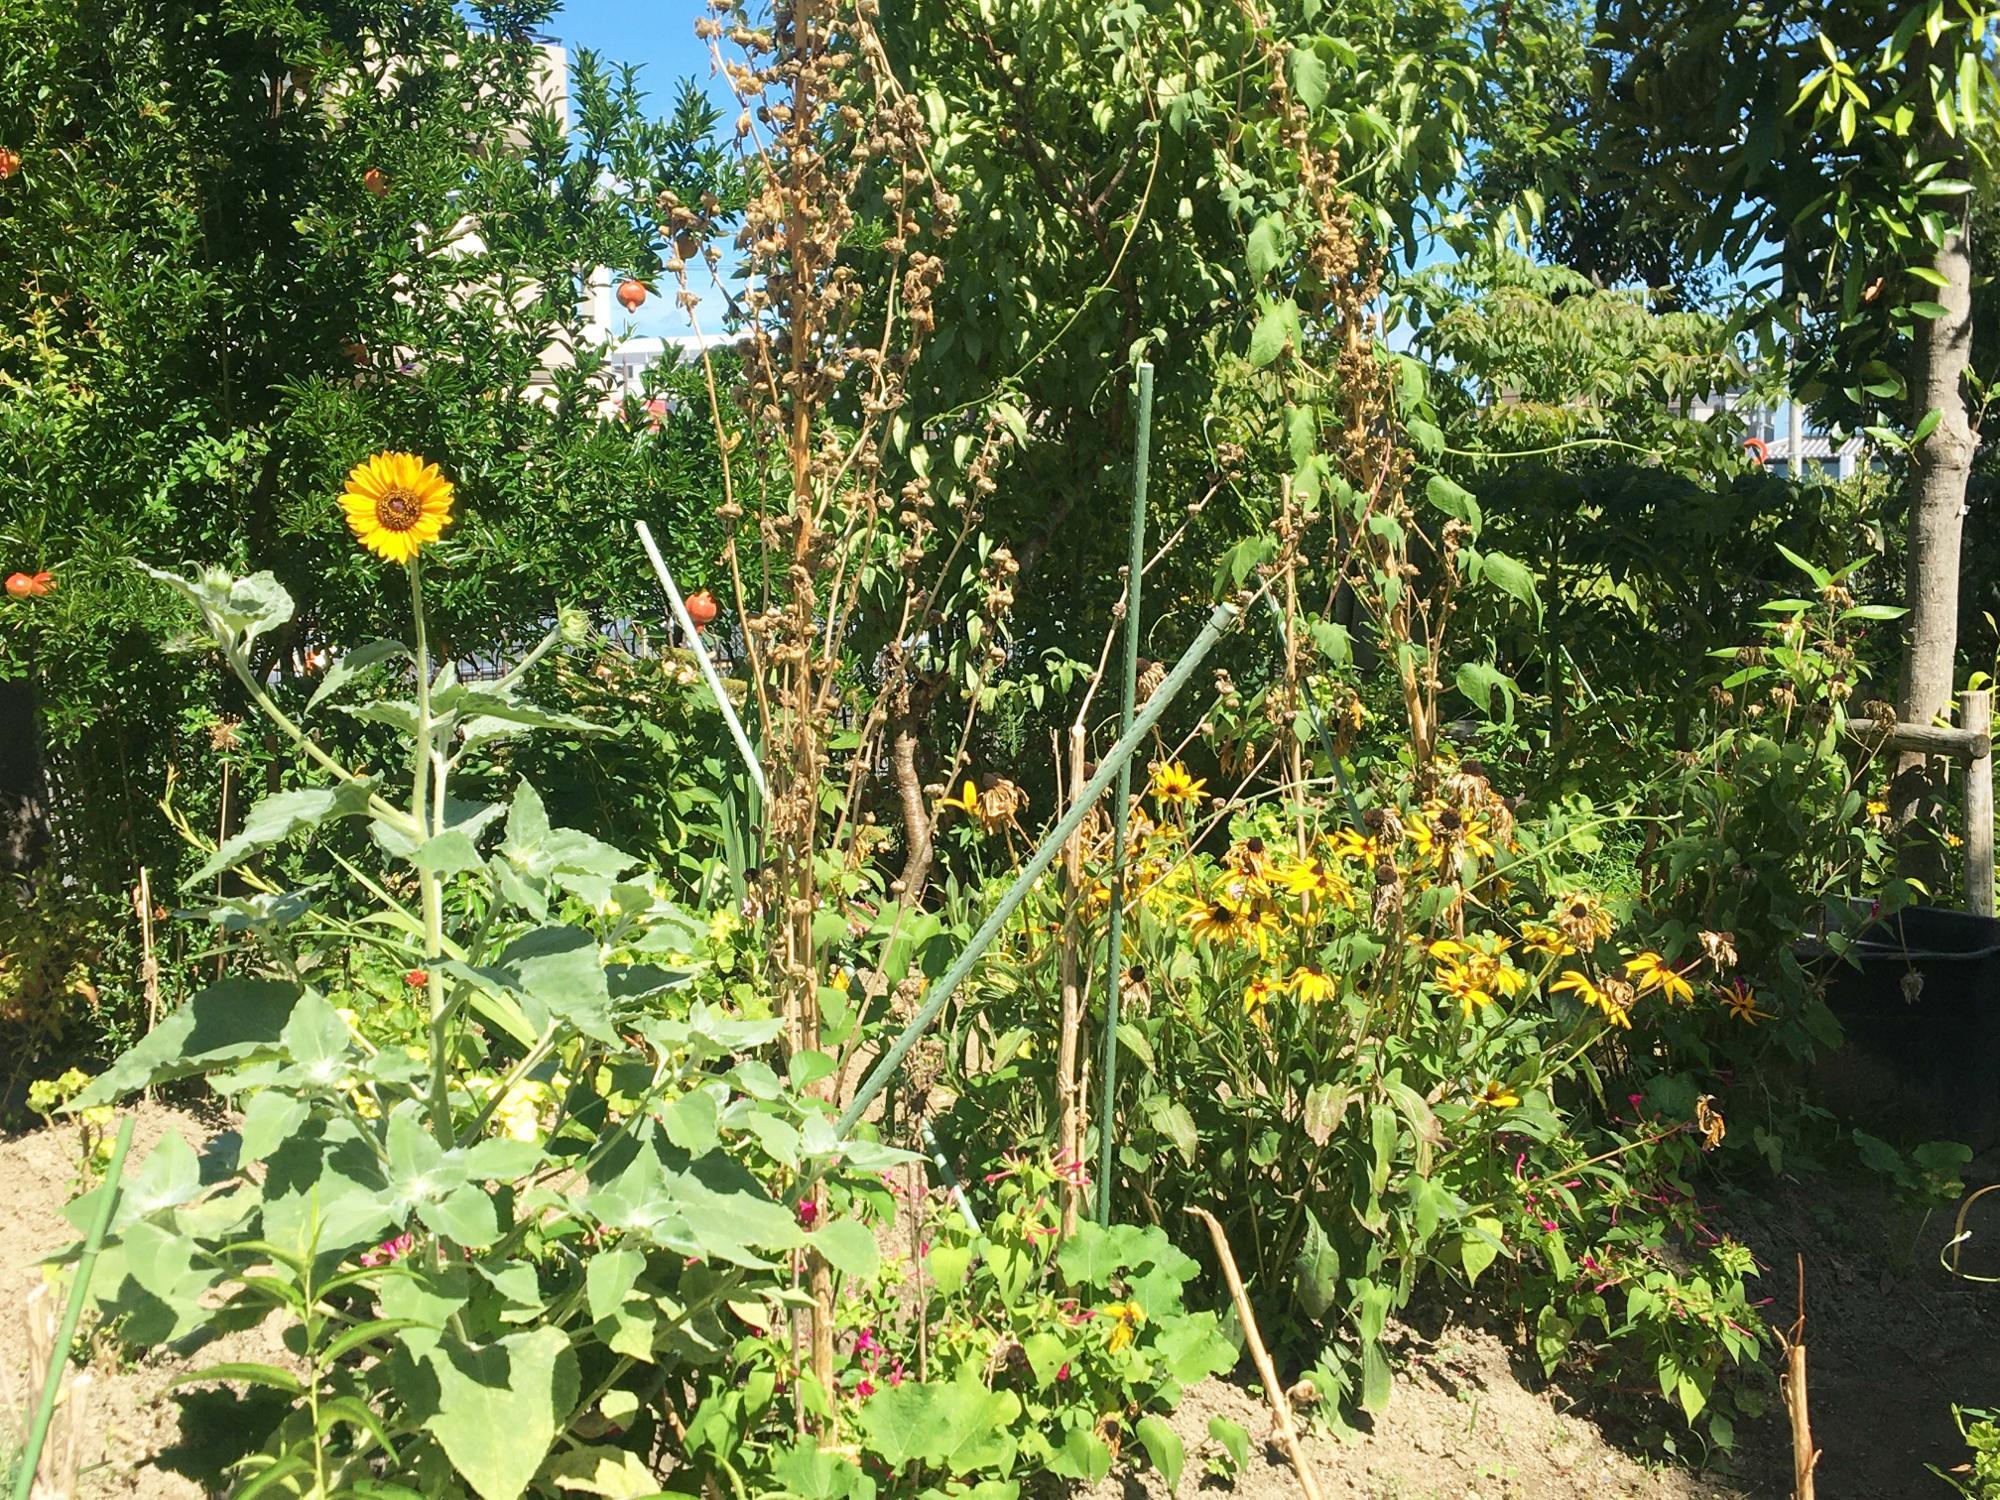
835 598 1241 1142
920 1118 982 1235
636 520 769 802
13 1113 134 1500
1096 361 1152 1225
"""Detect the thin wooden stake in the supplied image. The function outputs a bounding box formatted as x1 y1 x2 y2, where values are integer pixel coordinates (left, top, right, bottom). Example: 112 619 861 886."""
1964 688 1993 918
1777 1255 1819 1500
1189 1207 1325 1500
135 868 160 1104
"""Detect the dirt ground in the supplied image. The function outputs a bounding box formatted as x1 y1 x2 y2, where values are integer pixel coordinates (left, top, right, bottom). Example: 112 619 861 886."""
6 1105 1999 1499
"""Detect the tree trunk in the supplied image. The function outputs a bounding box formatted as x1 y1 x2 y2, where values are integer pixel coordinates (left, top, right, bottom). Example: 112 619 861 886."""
889 698 935 901
1891 198 1978 887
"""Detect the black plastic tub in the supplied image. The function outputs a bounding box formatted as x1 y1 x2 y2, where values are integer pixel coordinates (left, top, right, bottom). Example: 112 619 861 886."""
1812 905 2000 1147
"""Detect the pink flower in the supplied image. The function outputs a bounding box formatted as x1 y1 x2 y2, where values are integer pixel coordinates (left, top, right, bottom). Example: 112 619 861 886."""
887 1359 904 1386
360 1232 415 1268
855 1379 876 1399
796 1199 819 1229
855 1328 880 1356
1057 1362 1071 1382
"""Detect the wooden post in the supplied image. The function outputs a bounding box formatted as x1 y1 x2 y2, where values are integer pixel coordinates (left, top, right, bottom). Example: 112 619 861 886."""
1966 689 1993 919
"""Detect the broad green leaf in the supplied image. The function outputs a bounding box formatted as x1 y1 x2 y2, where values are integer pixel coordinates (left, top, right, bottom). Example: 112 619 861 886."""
810 1219 880 1280
306 640 412 713
1247 216 1284 276
418 1327 579 1500
74 979 306 1107
543 1446 658 1499
1248 298 1299 367
1207 1417 1249 1474
855 1374 1021 1473
1457 1216 1505 1285
1135 1414 1184 1491
1289 42 1328 110
188 780 379 885
1476 551 1541 618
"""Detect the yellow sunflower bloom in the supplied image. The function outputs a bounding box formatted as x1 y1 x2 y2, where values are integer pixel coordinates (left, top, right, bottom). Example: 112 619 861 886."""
1474 1080 1520 1109
1274 856 1349 905
1435 961 1494 1017
1182 889 1278 948
341 451 454 563
1242 975 1277 1024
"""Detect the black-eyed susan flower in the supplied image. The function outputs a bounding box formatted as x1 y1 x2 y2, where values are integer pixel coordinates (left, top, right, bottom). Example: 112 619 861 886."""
936 779 982 821
1148 760 1207 809
1552 891 1614 951
1274 855 1348 905
1520 921 1575 958
1624 950 1694 1005
1182 889 1276 948
1242 975 1277 1024
341 451 454 563
1287 963 1336 1005
1474 1080 1520 1109
1720 980 1771 1025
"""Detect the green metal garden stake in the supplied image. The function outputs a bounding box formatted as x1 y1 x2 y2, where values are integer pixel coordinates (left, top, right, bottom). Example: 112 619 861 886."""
835 598 1240 1142
1096 362 1152 1226
13 1114 134 1500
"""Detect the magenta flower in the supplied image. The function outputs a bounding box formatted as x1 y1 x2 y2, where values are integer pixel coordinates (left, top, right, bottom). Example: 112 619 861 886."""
855 1379 876 1399
360 1232 415 1268
796 1199 819 1229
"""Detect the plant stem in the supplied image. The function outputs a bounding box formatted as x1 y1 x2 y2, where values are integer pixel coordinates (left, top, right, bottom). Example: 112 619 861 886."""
408 562 451 1145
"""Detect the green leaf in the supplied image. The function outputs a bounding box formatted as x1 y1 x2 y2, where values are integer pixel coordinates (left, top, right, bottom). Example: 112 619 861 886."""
1404 417 1445 456
1289 43 1328 110
417 1327 580 1500
170 1362 305 1396
927 1242 971 1294
188 780 380 886
1457 1216 1505 1285
1207 1417 1249 1475
1135 1414 1185 1491
1247 216 1284 277
1476 551 1541 619
137 564 294 650
857 1375 1021 1473
1424 474 1481 534
810 1219 880 1280
74 979 305 1107
1248 298 1299 367
307 640 412 712
543 1446 659 1499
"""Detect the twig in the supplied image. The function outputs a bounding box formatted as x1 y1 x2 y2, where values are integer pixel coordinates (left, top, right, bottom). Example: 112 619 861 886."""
1189 1207 1325 1500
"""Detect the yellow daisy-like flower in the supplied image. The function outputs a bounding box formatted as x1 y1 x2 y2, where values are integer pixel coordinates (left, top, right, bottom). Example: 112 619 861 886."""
1149 760 1208 809
1474 1080 1520 1109
1287 963 1336 1005
1274 856 1349 906
1865 798 1889 818
1624 951 1694 1005
1720 982 1771 1025
1435 961 1494 1017
1551 969 1631 1029
1182 889 1278 949
1242 976 1277 1024
1520 921 1576 958
341 451 454 563
1103 1299 1146 1352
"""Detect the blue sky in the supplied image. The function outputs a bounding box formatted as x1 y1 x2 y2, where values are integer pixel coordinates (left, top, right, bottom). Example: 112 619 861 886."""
550 0 735 337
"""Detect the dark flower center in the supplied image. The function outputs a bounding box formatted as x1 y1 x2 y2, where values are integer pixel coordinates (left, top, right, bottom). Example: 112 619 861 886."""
375 486 423 532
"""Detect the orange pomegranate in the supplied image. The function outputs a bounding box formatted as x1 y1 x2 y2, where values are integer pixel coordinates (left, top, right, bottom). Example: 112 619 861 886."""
685 589 718 629
363 167 389 197
0 148 19 181
5 571 53 598
616 278 648 312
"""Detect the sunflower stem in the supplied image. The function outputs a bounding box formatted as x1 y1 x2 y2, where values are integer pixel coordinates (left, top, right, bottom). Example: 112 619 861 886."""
408 560 452 1146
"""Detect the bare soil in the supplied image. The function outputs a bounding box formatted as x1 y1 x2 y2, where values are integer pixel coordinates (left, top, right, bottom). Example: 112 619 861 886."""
6 1107 1999 1498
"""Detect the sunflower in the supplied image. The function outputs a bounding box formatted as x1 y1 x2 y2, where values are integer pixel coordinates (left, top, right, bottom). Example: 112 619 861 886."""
341 451 454 562
1624 951 1694 1005
1149 760 1208 809
1287 963 1336 1005
1474 1080 1520 1109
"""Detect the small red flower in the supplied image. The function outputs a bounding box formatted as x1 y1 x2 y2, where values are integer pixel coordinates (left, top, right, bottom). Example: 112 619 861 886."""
796 1199 819 1229
404 968 429 988
854 1378 875 1399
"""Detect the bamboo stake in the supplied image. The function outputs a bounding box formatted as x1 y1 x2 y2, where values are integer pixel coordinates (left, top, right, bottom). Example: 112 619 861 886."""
1189 1207 1325 1500
1777 1255 1819 1500
1097 361 1153 1226
135 868 159 1104
1056 725 1088 1238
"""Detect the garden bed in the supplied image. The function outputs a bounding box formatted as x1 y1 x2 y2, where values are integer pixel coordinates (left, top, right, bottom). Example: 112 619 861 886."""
12 1107 2000 1500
